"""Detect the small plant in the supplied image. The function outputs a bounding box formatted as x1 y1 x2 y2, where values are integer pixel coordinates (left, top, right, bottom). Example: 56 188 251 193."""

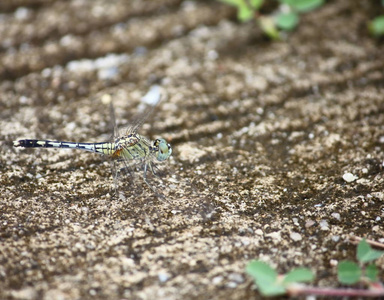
246 238 384 297
338 238 384 284
218 0 263 22
368 0 384 36
217 0 325 39
246 261 314 296
369 15 384 36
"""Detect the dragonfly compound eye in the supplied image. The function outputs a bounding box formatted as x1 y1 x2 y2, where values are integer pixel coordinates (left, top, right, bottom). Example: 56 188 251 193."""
155 138 172 161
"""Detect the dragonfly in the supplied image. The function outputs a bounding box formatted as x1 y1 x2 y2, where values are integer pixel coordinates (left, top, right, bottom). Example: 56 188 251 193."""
13 86 172 193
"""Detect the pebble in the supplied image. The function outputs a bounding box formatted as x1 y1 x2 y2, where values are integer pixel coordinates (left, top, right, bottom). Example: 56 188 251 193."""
342 172 358 182
290 232 302 241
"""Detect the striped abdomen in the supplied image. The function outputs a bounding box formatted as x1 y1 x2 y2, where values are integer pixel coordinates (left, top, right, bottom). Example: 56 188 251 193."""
13 139 116 156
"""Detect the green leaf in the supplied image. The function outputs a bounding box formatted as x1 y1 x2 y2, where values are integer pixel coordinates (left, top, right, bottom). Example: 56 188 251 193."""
259 283 287 296
283 268 314 284
238 4 254 22
357 239 384 263
217 0 244 7
369 16 384 37
338 261 361 285
357 239 371 261
246 260 286 296
218 0 255 22
275 12 299 30
259 16 280 40
366 264 379 282
249 0 263 9
281 0 324 13
246 260 278 285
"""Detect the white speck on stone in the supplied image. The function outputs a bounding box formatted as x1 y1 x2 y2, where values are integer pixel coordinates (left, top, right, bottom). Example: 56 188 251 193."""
67 53 129 77
290 232 302 241
362 168 368 174
101 94 112 105
14 7 31 20
89 289 97 296
343 172 358 182
331 235 340 242
226 282 238 288
97 67 118 80
255 229 263 236
207 49 219 60
305 220 315 228
212 276 223 285
64 122 77 132
379 136 384 143
158 272 170 283
308 133 314 139
60 34 77 47
19 96 29 104
330 259 338 267
266 231 281 242
331 213 340 220
228 273 244 283
319 220 329 231
376 216 381 221
141 85 162 106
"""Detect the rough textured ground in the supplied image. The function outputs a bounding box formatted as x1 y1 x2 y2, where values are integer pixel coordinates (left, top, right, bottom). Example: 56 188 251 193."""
1 1 384 299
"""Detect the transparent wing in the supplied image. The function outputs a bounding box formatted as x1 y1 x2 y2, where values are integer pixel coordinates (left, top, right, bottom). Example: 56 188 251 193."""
110 85 166 194
118 85 163 136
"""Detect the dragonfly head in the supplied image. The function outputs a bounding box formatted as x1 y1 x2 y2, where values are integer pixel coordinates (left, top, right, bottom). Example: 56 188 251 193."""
154 138 172 161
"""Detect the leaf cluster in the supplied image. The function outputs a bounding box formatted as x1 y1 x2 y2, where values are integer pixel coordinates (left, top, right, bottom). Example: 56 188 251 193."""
246 239 384 297
218 0 384 38
217 0 324 39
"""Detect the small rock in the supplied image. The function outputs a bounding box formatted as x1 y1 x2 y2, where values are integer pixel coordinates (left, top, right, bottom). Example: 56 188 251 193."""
290 232 302 241
212 276 223 285
266 231 281 242
319 220 329 231
228 273 244 283
158 272 170 283
254 229 263 236
330 259 338 267
343 172 358 182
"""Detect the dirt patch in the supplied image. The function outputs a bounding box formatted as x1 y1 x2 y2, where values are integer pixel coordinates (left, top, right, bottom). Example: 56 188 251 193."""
1 1 384 299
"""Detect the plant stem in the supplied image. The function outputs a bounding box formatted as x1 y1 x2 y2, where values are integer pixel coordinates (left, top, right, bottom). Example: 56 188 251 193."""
288 286 384 297
349 236 384 250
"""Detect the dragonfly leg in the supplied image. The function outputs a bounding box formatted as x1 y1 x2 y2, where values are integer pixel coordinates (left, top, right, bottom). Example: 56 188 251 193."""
143 162 165 198
143 162 154 191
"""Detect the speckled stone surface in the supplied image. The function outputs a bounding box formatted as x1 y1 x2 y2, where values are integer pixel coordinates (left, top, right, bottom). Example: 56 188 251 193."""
1 1 384 299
